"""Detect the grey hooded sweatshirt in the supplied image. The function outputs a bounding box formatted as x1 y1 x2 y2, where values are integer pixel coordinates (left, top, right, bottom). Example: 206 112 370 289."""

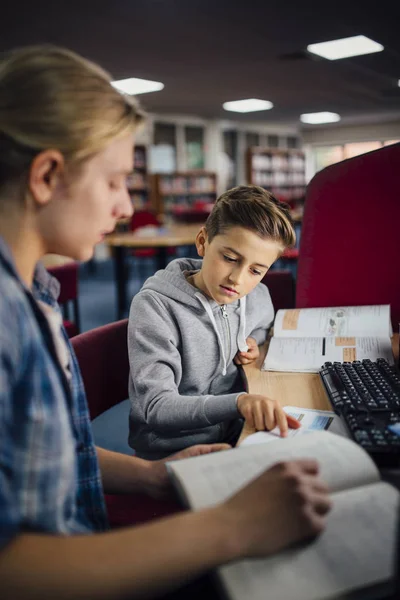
128 258 274 458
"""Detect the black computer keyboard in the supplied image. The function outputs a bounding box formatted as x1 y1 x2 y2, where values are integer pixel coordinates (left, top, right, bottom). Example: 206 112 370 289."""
319 358 400 468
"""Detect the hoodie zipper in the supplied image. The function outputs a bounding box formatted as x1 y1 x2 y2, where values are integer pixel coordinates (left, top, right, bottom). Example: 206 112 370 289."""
220 304 231 362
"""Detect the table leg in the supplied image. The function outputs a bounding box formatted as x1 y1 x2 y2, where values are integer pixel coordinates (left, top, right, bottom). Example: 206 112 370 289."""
113 246 127 320
157 247 168 270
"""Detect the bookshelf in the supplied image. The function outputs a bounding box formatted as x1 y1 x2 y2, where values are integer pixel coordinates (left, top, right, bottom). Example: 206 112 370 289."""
126 145 150 211
150 171 217 221
246 147 306 214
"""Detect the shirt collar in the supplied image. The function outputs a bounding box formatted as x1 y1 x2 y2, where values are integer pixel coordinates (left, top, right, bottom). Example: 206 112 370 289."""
0 235 60 306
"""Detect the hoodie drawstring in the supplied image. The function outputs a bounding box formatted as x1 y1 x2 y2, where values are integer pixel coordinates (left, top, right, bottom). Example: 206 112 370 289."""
195 293 248 376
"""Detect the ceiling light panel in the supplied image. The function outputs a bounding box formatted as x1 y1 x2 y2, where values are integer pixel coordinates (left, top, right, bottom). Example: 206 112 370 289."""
112 77 164 95
300 112 341 124
222 98 273 113
307 35 383 60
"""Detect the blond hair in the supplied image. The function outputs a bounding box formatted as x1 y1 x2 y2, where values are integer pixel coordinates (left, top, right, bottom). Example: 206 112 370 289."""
205 185 296 250
0 44 145 191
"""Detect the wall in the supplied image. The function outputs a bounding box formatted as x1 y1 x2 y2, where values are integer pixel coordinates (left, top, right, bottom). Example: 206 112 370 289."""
301 119 400 146
136 112 300 195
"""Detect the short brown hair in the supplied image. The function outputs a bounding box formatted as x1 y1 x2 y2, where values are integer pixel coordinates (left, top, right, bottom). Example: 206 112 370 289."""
205 185 296 249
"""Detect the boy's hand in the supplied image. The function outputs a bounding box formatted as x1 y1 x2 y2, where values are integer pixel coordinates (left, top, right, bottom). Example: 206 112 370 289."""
147 444 231 499
221 459 331 558
234 337 259 366
237 393 301 437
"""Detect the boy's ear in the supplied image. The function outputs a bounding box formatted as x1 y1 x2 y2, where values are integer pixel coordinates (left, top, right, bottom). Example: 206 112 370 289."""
195 227 208 257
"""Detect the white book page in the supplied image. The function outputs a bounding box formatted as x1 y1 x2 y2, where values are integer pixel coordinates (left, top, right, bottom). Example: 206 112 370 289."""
168 431 379 510
262 336 393 373
219 481 399 600
240 406 350 447
274 305 391 338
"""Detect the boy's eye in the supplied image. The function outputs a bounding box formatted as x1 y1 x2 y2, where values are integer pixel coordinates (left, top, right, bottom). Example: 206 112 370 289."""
223 255 237 263
251 268 262 276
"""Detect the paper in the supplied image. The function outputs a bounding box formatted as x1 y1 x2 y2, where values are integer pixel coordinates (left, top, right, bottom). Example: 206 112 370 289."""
240 406 350 447
262 335 394 373
273 305 392 338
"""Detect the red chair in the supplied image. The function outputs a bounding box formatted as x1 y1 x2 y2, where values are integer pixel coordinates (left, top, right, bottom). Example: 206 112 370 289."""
71 319 182 528
262 270 295 312
47 262 81 337
129 210 161 260
296 142 400 330
129 210 176 283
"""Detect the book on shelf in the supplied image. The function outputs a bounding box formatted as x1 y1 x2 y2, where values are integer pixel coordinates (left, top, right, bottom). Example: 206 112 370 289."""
167 430 399 600
262 304 393 373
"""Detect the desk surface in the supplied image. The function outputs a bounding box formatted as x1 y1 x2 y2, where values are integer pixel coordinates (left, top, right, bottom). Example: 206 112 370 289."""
104 224 201 248
240 335 399 442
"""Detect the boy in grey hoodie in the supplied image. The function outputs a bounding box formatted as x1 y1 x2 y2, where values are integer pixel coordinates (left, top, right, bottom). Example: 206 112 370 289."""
128 185 300 458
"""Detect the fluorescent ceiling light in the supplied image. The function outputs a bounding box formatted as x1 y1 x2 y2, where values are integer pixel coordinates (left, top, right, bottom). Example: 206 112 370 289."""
222 98 273 113
398 80 400 87
307 35 383 60
112 77 164 95
300 112 341 124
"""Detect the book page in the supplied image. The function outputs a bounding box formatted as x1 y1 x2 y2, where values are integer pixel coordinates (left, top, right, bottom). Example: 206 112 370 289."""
262 335 393 372
168 431 379 511
219 481 399 600
240 406 350 447
274 305 391 338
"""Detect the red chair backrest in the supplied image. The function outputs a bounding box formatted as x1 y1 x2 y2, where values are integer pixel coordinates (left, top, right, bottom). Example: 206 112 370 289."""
129 211 160 232
262 270 295 312
71 319 184 526
47 262 78 303
71 319 129 420
296 143 400 330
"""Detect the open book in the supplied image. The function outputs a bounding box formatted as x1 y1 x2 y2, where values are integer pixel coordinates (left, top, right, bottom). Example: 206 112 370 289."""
262 304 394 373
167 431 399 600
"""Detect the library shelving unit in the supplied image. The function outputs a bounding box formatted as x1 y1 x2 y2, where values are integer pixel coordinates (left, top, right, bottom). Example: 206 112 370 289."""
149 171 217 222
126 145 150 211
246 147 306 213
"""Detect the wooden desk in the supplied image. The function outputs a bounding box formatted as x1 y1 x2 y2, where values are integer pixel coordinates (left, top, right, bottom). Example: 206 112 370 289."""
240 335 399 442
104 224 201 319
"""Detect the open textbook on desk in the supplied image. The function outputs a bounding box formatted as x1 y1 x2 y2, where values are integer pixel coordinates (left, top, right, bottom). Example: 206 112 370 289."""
262 304 393 373
167 431 399 600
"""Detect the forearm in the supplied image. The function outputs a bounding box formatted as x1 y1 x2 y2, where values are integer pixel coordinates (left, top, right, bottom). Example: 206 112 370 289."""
97 447 157 495
144 391 239 431
0 507 236 600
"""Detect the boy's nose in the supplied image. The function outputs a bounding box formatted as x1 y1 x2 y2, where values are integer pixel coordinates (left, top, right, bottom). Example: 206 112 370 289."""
229 267 245 285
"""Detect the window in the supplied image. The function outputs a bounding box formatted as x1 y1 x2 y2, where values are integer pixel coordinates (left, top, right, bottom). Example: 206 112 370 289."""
267 134 279 148
245 132 260 148
343 141 382 159
314 146 344 172
185 126 205 170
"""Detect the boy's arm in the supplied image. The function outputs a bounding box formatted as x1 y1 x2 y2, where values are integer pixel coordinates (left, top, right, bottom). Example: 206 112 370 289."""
128 293 239 432
247 282 275 346
0 459 330 600
97 444 230 498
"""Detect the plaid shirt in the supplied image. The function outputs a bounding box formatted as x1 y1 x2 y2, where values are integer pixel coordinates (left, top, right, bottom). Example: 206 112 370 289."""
0 237 108 548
